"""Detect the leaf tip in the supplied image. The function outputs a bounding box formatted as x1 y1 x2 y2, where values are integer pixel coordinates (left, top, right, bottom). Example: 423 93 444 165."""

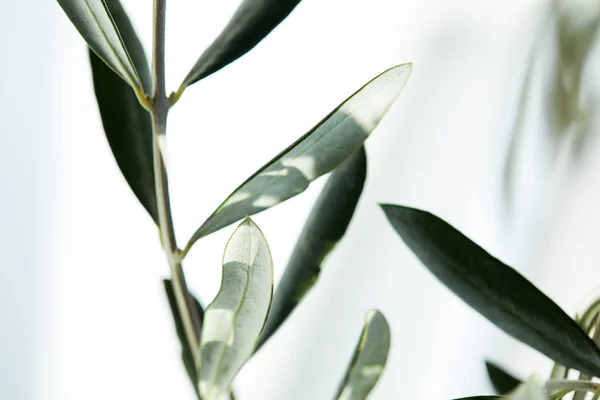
390 62 413 79
240 215 259 230
380 204 430 227
365 308 384 320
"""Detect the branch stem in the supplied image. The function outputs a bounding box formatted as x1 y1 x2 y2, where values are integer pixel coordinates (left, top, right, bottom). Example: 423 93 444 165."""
151 0 200 363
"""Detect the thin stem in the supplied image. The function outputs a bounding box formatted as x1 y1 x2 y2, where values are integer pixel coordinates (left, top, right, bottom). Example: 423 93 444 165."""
546 379 600 396
152 0 167 106
151 0 201 363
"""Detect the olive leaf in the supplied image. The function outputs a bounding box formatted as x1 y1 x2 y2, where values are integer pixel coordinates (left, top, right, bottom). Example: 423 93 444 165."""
380 204 600 378
452 397 502 400
453 375 541 400
486 361 522 395
335 309 390 400
89 0 157 223
505 376 547 400
181 0 302 87
256 146 366 351
198 218 273 400
163 280 204 398
57 0 145 92
184 64 412 254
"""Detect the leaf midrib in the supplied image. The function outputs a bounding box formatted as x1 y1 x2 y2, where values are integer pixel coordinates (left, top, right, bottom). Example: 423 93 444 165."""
439 249 597 373
205 224 253 398
202 68 404 236
83 0 140 89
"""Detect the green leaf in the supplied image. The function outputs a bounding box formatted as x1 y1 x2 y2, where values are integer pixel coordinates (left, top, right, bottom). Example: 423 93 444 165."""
57 0 144 91
102 0 151 92
506 376 547 400
335 309 390 400
453 397 503 400
255 146 367 351
89 0 157 223
380 204 600 378
486 361 522 395
181 0 302 87
163 279 204 399
184 64 412 252
198 218 273 400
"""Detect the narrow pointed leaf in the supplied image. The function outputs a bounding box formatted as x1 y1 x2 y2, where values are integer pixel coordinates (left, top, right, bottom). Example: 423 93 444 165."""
335 309 390 400
256 146 367 351
486 361 522 395
185 64 411 251
101 0 151 92
89 0 157 223
381 204 600 378
57 0 144 90
182 0 302 87
163 280 205 398
506 376 547 400
453 397 502 400
198 218 273 400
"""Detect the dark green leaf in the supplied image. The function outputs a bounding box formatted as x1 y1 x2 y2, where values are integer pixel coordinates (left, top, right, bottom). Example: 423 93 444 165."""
102 0 151 92
163 279 204 398
181 0 302 87
453 397 502 400
57 0 144 91
505 377 546 400
184 64 411 252
486 361 522 395
89 0 157 223
255 146 366 351
380 204 600 378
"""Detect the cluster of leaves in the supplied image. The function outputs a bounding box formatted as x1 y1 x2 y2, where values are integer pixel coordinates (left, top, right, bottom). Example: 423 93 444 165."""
58 0 600 399
56 0 411 399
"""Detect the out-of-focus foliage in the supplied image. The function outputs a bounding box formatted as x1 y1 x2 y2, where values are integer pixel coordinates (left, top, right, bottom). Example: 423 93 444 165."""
503 0 600 207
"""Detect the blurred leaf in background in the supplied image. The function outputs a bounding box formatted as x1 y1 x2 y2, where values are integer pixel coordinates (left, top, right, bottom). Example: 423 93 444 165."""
503 0 600 209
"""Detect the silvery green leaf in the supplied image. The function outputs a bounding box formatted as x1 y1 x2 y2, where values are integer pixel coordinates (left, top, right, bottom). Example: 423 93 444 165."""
198 218 273 400
182 0 302 87
256 146 366 351
57 0 144 91
185 64 412 252
335 309 390 400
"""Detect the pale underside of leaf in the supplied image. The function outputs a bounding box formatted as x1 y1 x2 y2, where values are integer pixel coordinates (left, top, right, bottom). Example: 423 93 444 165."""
185 64 412 251
198 218 273 400
58 0 142 89
336 309 390 400
182 0 302 86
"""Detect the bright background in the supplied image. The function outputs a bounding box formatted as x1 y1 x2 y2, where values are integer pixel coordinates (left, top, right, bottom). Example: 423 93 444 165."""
3 0 600 399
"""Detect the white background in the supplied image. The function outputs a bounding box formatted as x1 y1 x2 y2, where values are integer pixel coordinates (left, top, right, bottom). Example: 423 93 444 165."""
3 0 600 399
